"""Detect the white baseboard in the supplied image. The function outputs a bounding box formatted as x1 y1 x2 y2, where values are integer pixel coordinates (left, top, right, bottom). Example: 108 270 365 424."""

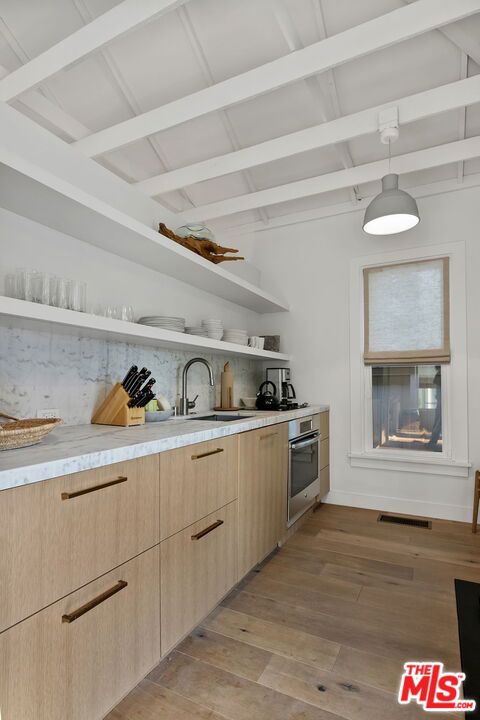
324 490 472 523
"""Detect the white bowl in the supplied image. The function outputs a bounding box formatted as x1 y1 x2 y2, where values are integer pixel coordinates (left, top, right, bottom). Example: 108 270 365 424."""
145 409 174 422
240 397 257 409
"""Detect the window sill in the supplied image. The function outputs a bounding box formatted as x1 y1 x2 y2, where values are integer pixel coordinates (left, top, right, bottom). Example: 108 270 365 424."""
348 451 470 477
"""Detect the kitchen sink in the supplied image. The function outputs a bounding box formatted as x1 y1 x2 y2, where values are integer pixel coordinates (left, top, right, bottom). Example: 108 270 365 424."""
194 414 253 422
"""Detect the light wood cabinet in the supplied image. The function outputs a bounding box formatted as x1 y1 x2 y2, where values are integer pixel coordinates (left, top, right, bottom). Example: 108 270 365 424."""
160 501 238 654
159 435 238 539
0 455 159 632
238 424 288 579
319 410 330 497
320 437 329 469
0 545 160 720
319 410 329 439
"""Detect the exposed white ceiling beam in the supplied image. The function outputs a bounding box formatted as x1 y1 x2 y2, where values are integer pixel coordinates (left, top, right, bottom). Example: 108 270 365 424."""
270 0 359 204
134 74 480 196
73 0 480 157
401 0 480 66
176 135 480 221
12 81 90 141
441 22 480 68
309 0 359 202
457 53 469 182
71 0 194 213
177 4 269 224
221 172 480 237
0 0 187 102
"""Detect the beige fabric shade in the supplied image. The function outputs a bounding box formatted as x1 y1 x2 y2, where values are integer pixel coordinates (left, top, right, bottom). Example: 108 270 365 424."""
364 257 450 365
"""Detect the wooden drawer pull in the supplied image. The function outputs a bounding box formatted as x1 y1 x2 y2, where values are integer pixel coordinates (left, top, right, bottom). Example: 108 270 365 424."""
191 448 224 461
260 431 278 440
61 475 128 500
62 580 128 623
191 519 224 540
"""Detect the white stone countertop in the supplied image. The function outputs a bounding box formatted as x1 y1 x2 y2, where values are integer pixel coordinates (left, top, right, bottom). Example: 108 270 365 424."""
0 405 328 491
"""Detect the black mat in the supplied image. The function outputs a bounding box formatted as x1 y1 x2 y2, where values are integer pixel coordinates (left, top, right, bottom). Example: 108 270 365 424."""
455 579 480 718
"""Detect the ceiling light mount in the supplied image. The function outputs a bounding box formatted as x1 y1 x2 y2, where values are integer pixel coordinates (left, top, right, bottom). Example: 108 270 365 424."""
378 106 399 144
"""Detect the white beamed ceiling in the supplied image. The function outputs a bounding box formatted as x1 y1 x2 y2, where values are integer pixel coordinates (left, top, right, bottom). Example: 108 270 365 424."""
0 0 479 234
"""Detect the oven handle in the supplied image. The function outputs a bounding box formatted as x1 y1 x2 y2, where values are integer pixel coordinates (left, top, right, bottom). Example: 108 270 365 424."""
290 432 320 451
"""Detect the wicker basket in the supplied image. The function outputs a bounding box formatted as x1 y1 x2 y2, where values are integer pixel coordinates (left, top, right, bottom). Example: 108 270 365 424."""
0 412 62 451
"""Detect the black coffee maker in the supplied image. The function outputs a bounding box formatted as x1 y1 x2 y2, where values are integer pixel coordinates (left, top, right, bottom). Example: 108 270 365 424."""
265 368 298 410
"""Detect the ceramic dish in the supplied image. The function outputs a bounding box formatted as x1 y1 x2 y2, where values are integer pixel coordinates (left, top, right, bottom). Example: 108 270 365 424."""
240 397 257 409
145 409 174 422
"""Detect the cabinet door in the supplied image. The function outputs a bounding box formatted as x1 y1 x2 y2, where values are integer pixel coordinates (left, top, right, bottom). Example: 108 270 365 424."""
0 545 160 720
319 410 329 439
0 455 160 632
159 435 238 539
238 424 288 579
160 501 237 654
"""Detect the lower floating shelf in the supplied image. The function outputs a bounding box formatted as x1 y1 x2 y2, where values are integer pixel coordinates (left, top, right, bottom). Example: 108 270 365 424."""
0 297 290 361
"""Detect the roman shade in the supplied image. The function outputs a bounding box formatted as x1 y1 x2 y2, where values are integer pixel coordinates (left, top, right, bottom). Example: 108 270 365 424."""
363 257 450 365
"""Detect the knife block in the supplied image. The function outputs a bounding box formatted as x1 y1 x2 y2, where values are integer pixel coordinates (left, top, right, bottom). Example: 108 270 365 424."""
91 383 145 427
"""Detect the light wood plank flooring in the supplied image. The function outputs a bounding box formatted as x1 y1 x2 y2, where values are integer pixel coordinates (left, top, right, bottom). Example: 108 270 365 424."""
108 504 480 719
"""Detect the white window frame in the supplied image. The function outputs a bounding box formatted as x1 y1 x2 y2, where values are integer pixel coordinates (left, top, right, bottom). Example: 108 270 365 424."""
349 241 469 478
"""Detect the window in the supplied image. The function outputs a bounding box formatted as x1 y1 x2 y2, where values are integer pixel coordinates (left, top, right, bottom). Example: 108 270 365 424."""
349 242 469 477
364 258 450 365
364 257 449 455
372 365 442 452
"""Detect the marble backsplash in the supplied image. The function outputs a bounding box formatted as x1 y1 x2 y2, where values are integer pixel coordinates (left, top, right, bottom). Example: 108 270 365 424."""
0 325 263 425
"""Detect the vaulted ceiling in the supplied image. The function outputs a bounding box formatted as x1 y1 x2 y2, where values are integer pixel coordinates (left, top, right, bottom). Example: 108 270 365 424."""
0 0 479 237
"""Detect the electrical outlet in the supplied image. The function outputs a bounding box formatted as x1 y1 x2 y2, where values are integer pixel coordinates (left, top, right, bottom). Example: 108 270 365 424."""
38 408 60 419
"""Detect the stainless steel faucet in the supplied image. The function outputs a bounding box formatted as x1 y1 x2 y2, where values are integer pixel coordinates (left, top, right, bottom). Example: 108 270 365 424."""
178 358 215 415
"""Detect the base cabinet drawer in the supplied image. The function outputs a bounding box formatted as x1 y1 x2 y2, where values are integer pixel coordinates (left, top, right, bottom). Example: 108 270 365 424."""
320 465 330 497
159 436 238 539
320 437 329 470
0 545 160 720
319 410 329 439
0 455 159 632
160 501 237 654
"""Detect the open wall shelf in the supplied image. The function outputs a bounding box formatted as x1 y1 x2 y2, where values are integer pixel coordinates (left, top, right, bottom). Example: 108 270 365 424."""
0 103 289 315
0 298 290 361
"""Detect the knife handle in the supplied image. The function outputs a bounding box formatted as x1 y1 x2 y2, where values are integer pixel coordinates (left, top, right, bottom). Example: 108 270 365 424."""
121 365 137 387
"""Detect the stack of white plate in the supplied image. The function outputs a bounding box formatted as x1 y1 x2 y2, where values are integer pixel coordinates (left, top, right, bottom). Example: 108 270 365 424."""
202 319 224 341
223 328 249 345
138 316 186 333
185 326 208 337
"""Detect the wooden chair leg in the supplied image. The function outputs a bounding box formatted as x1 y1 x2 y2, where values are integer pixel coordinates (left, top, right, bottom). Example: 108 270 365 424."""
472 471 480 533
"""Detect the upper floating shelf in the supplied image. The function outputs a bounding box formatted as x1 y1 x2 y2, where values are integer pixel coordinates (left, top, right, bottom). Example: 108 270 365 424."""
0 104 288 315
0 298 290 362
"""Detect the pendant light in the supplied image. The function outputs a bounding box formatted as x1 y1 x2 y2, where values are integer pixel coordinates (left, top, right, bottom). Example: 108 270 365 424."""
363 128 420 236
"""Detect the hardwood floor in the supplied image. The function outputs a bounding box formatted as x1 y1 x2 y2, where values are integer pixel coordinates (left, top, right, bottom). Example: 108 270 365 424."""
108 504 480 719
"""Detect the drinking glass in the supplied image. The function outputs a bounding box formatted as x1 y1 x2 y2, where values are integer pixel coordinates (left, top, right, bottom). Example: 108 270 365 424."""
104 305 118 319
31 271 49 304
68 280 87 312
119 305 134 322
15 268 33 301
53 277 69 309
4 274 16 298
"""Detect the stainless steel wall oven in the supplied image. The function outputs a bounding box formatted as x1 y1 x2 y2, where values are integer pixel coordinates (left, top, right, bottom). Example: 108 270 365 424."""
287 415 321 526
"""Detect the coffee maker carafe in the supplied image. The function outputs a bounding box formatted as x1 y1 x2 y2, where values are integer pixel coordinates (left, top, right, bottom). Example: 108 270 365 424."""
265 368 298 409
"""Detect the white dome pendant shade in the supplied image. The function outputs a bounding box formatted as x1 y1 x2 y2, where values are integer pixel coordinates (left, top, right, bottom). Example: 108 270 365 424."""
363 173 420 235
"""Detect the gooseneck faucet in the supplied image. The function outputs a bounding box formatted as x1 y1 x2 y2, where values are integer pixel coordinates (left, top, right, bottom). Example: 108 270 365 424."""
178 357 215 415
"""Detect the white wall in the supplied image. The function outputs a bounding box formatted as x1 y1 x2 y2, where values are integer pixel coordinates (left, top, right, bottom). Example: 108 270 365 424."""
0 208 259 328
0 209 264 424
249 186 480 522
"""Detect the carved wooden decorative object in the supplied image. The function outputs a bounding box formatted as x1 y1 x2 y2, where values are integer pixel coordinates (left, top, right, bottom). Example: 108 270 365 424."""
158 223 244 264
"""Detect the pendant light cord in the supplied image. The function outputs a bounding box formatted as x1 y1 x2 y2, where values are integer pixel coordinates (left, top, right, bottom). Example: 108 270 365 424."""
388 139 391 173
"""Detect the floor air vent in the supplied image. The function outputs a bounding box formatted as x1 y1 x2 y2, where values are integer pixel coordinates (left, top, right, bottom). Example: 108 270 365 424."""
378 514 431 529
